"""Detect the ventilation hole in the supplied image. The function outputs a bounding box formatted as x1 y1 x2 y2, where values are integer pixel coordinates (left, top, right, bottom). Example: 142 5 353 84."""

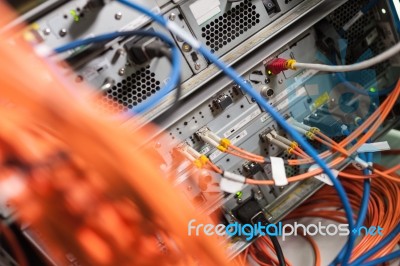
329 0 387 78
101 66 161 112
200 1 260 52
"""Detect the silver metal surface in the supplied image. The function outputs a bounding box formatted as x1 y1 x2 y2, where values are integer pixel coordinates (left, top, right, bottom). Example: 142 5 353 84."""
136 0 348 135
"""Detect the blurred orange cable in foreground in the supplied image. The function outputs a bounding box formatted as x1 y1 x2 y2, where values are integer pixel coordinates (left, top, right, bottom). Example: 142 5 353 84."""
0 3 233 266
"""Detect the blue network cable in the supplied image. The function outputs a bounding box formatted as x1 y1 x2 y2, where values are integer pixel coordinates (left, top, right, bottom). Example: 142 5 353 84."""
350 222 400 266
116 0 356 263
331 130 372 265
55 30 181 114
354 250 400 266
331 154 371 264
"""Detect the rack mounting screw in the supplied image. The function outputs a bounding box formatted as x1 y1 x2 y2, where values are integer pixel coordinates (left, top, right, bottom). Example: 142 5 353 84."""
169 13 176 21
115 12 122 20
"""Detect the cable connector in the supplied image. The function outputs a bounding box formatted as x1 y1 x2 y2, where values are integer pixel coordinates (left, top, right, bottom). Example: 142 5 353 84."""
310 127 320 134
124 36 171 65
287 147 294 154
193 155 210 169
285 59 297 70
290 141 298 149
177 143 211 169
196 128 226 151
265 58 297 75
305 131 315 140
220 138 231 149
265 133 274 142
217 145 227 152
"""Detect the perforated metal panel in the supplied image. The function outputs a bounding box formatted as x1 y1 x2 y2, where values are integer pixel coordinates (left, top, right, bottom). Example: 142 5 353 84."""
201 0 261 53
71 22 194 114
102 66 161 112
329 0 389 75
181 0 271 56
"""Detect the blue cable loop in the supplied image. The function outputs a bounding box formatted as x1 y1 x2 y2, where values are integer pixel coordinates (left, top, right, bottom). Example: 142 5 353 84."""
331 131 371 265
350 223 400 266
353 250 400 266
54 30 181 114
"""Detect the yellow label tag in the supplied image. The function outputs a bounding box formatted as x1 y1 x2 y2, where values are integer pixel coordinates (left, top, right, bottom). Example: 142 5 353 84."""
312 92 329 110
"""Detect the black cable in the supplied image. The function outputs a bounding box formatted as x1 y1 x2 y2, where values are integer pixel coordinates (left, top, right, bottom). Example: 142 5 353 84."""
257 221 286 266
123 36 182 109
269 234 286 266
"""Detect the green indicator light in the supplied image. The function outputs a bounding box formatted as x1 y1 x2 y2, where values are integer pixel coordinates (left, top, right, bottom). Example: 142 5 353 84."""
70 10 80 22
369 87 377 93
235 191 243 199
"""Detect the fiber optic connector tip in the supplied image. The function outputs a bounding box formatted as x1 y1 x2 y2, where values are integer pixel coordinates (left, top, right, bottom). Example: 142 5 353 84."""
265 58 296 75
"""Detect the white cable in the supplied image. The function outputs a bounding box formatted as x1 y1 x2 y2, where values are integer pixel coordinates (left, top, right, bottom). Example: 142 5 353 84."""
186 145 202 158
272 132 293 147
207 131 222 142
270 138 290 150
290 124 308 135
201 135 220 148
292 121 312 131
182 150 197 162
294 42 400 72
287 117 311 131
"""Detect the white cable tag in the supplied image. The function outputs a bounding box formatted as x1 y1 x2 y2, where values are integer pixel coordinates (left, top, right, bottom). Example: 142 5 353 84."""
270 157 288 186
220 178 245 194
353 156 369 169
357 141 390 153
189 0 221 25
223 171 245 183
308 164 338 186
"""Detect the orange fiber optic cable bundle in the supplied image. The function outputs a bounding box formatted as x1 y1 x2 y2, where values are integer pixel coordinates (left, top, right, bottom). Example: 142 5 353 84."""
0 4 234 266
286 171 400 263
